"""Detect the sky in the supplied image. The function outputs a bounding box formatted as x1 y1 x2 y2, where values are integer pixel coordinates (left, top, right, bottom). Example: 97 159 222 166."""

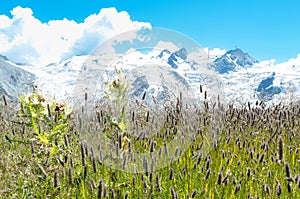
0 0 300 65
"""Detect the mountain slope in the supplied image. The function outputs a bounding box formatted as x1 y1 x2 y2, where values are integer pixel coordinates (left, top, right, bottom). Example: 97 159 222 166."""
0 55 35 102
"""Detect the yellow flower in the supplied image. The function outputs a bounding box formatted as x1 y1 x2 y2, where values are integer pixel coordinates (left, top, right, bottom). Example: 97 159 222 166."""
121 136 130 150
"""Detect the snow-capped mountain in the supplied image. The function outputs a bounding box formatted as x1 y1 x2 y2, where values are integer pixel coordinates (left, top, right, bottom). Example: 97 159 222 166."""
213 48 258 74
8 47 217 107
1 48 300 106
0 55 35 103
221 56 300 105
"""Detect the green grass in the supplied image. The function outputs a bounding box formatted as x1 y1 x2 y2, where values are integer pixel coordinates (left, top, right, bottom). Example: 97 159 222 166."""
0 91 299 199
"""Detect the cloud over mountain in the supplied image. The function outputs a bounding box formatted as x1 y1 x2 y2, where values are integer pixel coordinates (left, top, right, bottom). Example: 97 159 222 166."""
0 6 151 66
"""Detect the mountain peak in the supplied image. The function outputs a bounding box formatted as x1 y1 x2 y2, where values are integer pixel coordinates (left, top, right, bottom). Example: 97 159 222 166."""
158 49 171 58
167 48 188 69
227 48 244 54
224 48 258 66
174 48 188 60
213 48 258 74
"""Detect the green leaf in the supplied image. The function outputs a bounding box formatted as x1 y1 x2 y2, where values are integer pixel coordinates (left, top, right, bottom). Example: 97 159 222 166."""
117 119 128 132
50 145 58 157
54 123 68 132
37 133 49 145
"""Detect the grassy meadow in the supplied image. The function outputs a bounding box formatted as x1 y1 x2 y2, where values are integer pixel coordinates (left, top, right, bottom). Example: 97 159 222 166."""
0 88 299 199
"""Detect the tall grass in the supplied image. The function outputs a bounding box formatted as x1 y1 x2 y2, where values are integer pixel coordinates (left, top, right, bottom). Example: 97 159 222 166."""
0 90 299 198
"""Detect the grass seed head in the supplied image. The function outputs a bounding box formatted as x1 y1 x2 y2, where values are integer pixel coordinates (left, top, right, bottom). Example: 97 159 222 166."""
98 178 103 199
285 162 291 178
287 182 292 193
156 173 161 192
259 153 265 163
267 170 272 178
191 189 198 198
234 185 241 195
124 191 129 199
247 167 251 178
264 184 270 195
294 174 299 183
232 177 237 185
278 136 284 161
92 156 97 173
169 167 174 181
276 183 282 196
68 168 73 185
83 165 88 179
170 186 176 199
53 171 58 188
110 188 115 198
205 168 211 180
80 143 86 167
217 171 223 185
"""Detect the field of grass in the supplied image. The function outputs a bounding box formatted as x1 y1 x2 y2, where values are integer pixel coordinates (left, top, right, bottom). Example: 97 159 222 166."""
0 89 299 199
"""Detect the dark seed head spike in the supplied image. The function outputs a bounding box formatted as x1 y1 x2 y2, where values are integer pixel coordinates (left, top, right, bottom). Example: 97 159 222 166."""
2 95 7 106
142 91 146 100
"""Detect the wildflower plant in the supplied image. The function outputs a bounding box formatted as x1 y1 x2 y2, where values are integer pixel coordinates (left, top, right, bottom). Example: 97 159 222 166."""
17 87 71 157
104 67 130 133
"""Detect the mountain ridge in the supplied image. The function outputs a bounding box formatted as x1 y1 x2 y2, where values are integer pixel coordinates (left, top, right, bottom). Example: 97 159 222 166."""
0 48 299 105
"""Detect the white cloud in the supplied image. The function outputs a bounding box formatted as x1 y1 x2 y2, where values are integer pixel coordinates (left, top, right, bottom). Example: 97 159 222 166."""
0 6 151 66
0 15 12 28
154 41 180 52
204 47 226 59
279 54 300 67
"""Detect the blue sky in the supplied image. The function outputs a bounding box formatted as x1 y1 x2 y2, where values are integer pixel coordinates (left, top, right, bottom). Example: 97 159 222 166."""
1 0 300 63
